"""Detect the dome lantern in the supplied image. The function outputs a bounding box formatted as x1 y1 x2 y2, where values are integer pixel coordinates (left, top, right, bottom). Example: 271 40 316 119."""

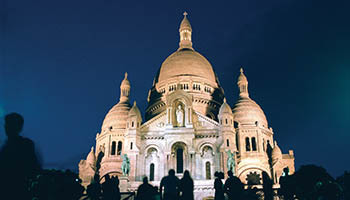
237 68 249 98
120 72 130 103
178 12 193 50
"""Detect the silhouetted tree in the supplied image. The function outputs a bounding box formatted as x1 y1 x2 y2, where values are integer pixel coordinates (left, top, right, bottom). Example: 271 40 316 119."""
179 170 194 200
293 165 342 199
0 113 41 199
337 171 349 200
29 169 84 200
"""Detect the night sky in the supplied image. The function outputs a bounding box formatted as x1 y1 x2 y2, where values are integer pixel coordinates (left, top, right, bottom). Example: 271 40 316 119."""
1 0 349 177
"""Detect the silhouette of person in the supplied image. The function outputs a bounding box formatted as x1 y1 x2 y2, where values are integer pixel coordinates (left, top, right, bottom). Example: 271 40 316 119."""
0 113 41 199
160 169 180 200
224 170 244 200
102 175 114 200
179 170 194 200
136 176 156 200
262 172 273 200
111 176 121 200
279 167 293 200
214 171 225 200
86 174 102 200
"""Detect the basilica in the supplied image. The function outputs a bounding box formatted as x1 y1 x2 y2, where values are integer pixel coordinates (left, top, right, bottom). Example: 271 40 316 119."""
79 13 295 199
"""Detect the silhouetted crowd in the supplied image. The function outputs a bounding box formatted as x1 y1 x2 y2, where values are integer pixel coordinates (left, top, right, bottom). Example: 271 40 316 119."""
0 113 349 200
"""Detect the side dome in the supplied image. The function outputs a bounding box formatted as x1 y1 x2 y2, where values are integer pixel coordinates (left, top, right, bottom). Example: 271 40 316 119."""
271 142 282 164
219 98 232 116
156 49 217 85
86 147 96 165
232 68 268 127
101 73 132 132
232 98 268 127
129 101 142 119
102 101 131 131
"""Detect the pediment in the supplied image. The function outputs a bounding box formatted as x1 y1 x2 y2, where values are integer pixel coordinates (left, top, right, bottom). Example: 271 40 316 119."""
193 111 219 130
140 111 167 132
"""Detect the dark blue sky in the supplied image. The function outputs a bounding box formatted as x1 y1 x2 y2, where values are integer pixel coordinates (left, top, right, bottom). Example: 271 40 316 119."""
1 0 349 177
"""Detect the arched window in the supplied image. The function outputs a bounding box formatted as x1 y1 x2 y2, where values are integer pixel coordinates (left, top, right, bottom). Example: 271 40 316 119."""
206 162 211 180
150 163 155 181
111 141 116 155
225 119 228 124
117 141 122 155
245 137 251 152
130 142 133 150
131 121 134 127
252 137 257 151
176 148 184 173
226 139 230 147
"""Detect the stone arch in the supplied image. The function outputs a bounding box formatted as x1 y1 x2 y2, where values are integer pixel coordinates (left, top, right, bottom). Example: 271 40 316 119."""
197 141 215 153
168 140 191 152
171 142 188 174
144 145 161 181
144 144 162 154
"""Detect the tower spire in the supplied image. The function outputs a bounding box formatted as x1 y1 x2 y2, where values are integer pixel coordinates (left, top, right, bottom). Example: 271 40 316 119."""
237 67 249 98
178 12 193 50
119 72 130 102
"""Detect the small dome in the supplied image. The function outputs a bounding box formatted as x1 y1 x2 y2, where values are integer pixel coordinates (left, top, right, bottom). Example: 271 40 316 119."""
232 97 268 127
219 98 232 116
156 49 217 85
86 147 96 164
232 68 268 127
271 142 282 162
102 101 131 131
129 101 142 119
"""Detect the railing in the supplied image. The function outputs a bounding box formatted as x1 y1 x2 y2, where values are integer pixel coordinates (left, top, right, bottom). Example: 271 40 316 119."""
121 192 136 200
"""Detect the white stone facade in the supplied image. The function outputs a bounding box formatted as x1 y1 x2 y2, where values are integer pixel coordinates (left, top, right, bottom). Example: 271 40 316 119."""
79 13 295 200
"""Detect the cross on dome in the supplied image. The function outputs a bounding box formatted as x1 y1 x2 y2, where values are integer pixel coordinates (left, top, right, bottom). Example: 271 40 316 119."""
183 11 188 17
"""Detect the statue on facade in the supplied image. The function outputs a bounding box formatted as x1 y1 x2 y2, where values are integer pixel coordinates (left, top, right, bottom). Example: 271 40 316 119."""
226 150 236 175
176 104 184 127
121 154 130 176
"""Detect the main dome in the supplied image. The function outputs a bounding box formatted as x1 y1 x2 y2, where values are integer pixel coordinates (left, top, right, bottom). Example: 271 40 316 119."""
156 49 217 85
145 13 225 121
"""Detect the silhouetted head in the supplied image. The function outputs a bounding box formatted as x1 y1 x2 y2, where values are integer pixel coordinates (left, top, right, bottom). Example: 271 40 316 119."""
143 176 148 184
219 172 225 179
183 170 191 178
283 167 289 175
4 113 24 138
169 169 175 176
214 171 219 177
227 170 233 178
